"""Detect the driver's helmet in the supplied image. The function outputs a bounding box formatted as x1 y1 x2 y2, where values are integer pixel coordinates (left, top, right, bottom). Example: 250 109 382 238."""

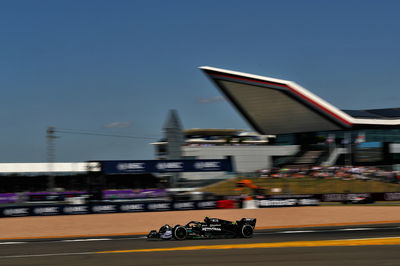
204 217 210 223
159 224 171 234
159 224 172 240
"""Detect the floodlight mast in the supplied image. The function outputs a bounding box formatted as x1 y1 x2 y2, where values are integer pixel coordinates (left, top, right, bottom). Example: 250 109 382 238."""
46 126 58 191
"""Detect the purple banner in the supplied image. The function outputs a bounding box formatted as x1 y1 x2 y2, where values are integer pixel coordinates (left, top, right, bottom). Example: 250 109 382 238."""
0 193 18 204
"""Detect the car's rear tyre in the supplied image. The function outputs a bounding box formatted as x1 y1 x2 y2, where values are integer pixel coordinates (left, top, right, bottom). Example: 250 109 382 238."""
240 224 253 238
173 225 187 240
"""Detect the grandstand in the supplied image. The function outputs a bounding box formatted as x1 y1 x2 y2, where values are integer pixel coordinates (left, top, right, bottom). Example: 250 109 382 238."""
198 66 400 168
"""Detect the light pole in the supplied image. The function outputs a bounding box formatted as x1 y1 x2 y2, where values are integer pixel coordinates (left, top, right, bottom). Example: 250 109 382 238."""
46 126 58 191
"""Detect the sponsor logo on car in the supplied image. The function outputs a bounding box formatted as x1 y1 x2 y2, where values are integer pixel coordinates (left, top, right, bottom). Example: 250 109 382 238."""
202 227 222 231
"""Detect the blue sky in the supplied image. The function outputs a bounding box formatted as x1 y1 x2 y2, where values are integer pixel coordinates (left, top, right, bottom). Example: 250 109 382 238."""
1 0 400 162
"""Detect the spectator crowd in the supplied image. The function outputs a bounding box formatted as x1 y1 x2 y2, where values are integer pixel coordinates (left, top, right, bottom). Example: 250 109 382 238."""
258 166 400 183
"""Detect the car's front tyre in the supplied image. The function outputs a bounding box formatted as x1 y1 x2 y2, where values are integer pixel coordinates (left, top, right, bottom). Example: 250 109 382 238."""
173 225 187 240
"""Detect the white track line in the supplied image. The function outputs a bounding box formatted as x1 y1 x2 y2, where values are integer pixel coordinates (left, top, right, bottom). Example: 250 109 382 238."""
338 228 374 231
279 230 317 234
0 251 97 259
0 242 26 245
62 238 111 242
340 236 400 241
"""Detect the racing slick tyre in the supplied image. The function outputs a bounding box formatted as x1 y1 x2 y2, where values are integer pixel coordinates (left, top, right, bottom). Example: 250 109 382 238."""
240 224 254 238
173 225 187 240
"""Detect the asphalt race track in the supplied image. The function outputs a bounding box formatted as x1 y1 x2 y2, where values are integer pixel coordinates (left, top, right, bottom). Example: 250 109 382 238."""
0 224 399 266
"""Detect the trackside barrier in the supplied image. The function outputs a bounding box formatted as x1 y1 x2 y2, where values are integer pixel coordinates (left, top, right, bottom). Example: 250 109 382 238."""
257 198 320 208
0 196 321 218
216 200 236 209
0 200 218 218
318 192 400 202
243 200 258 209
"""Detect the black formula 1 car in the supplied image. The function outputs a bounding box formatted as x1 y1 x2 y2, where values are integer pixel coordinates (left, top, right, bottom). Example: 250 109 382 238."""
147 217 256 240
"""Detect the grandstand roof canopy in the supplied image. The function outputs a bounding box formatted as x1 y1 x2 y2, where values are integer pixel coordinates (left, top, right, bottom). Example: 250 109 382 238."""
200 66 400 135
184 128 243 136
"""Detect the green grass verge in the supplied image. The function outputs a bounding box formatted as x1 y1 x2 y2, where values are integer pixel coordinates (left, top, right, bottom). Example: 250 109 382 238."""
199 177 400 195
